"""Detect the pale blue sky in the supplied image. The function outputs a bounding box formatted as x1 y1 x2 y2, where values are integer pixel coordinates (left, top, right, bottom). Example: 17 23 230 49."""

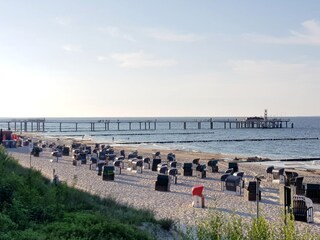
1 1 319 117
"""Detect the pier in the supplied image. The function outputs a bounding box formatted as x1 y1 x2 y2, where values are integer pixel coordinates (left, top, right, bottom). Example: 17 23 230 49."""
0 116 291 133
0 118 46 132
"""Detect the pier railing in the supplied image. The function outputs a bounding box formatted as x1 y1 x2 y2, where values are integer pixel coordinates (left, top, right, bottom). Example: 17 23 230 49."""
0 118 292 132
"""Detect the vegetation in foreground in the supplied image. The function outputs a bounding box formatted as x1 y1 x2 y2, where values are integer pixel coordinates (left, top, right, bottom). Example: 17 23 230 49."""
0 147 173 240
181 203 320 240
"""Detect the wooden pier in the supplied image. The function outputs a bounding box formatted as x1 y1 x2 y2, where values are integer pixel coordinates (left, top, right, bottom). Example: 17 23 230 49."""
0 117 292 133
0 118 46 132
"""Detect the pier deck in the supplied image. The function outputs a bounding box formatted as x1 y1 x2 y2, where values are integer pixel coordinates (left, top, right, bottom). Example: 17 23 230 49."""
0 117 292 132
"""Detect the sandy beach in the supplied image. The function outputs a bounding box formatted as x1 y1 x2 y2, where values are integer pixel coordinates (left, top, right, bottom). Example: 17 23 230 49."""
5 134 320 236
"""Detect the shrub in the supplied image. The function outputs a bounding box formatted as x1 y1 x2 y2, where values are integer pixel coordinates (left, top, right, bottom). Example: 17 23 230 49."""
158 217 175 230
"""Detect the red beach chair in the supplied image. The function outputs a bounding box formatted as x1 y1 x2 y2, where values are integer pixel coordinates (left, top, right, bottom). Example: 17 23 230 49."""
192 185 205 208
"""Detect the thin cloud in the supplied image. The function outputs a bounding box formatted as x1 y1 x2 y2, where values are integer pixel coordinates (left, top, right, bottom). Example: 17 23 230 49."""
244 19 320 45
97 26 136 42
148 28 204 42
62 44 82 52
55 16 72 26
111 51 177 68
230 59 319 84
97 56 108 61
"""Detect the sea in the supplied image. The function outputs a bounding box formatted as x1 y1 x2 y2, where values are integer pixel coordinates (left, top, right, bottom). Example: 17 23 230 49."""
2 116 319 160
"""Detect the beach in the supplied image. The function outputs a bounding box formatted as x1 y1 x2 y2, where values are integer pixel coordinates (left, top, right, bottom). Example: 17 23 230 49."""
5 134 320 236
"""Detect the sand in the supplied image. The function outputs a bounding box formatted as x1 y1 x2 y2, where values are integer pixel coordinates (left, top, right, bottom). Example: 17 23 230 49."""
5 134 320 236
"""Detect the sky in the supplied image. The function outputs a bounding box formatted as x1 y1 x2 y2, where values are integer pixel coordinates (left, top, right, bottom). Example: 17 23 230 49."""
0 1 320 118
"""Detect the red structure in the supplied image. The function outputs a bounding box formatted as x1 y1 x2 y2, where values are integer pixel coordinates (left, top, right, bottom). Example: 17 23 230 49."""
192 185 205 208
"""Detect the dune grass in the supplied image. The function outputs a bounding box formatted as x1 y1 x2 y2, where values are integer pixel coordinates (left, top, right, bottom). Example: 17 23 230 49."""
0 146 173 239
180 204 319 240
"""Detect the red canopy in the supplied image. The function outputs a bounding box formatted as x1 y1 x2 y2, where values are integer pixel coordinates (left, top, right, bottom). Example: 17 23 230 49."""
192 185 204 196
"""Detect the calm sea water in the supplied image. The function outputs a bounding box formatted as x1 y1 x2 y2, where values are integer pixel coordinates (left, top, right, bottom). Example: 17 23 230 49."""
1 117 319 159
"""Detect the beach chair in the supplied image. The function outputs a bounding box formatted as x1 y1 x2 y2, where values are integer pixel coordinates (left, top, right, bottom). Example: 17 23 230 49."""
192 185 205 208
169 161 177 168
62 146 70 156
228 162 238 173
244 181 261 201
152 158 161 171
292 195 313 223
97 162 105 176
95 143 100 150
272 168 285 184
99 152 107 161
155 174 170 191
152 151 161 159
290 177 305 196
285 171 299 186
107 148 114 155
120 149 125 158
114 160 122 174
196 164 206 179
72 143 81 150
52 150 62 162
157 163 167 172
169 168 178 184
192 158 200 169
225 175 242 195
133 160 143 174
143 157 151 169
266 166 274 182
207 160 219 173
220 174 230 191
108 154 116 161
89 156 97 170
305 184 320 203
122 159 129 170
128 152 138 160
85 146 91 154
102 166 115 181
127 158 135 171
79 153 87 164
90 154 98 164
159 165 168 175
182 163 193 176
233 172 245 187
32 147 42 157
167 153 175 162
73 159 80 166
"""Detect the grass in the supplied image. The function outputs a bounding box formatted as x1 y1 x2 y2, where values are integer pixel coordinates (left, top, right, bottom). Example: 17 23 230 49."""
181 207 320 240
0 146 174 239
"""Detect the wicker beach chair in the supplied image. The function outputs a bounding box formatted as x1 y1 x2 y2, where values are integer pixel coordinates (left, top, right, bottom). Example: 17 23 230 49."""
292 195 313 223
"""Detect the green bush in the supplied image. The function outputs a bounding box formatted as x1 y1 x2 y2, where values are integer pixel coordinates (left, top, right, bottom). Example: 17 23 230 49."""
247 217 270 240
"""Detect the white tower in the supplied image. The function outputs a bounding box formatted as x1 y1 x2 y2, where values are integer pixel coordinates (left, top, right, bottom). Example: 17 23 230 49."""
264 109 268 121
